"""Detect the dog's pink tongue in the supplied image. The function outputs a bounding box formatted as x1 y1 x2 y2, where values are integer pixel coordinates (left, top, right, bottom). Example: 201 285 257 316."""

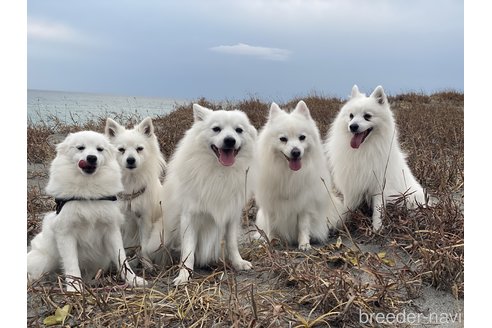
218 149 235 166
78 160 88 168
351 133 365 149
289 159 302 171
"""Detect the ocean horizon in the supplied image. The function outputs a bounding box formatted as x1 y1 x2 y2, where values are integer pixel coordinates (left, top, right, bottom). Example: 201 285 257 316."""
27 89 188 124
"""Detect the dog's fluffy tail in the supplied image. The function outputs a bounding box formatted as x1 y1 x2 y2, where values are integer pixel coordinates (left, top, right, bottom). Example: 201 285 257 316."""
321 178 347 231
27 213 60 281
326 193 347 230
27 236 59 280
27 248 58 281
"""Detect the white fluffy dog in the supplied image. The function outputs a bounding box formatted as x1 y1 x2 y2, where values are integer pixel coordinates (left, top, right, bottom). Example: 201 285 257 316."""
254 101 345 250
105 117 167 267
324 85 427 231
27 131 146 292
159 104 257 285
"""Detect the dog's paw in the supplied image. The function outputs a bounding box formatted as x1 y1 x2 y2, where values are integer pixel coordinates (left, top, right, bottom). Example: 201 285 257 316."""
251 228 271 243
65 280 83 293
66 285 78 293
372 220 382 232
129 276 147 287
407 200 418 210
298 243 312 251
173 269 191 286
251 231 262 240
232 259 253 271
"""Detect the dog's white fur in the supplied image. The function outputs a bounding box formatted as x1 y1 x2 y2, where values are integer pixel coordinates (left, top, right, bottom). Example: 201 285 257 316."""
254 101 345 249
27 131 145 292
324 85 427 231
158 104 257 285
105 117 167 267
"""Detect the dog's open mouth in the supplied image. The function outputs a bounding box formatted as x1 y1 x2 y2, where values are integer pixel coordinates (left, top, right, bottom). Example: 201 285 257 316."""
350 128 373 149
78 160 97 174
211 145 240 166
283 153 302 171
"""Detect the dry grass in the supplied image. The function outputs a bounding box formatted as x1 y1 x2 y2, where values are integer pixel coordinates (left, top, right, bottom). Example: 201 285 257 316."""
27 92 463 327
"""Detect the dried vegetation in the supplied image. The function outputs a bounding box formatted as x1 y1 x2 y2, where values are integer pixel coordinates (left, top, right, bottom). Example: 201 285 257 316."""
27 91 463 327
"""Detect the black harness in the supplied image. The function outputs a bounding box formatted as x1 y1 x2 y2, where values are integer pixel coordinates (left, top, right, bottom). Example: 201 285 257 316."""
54 196 118 215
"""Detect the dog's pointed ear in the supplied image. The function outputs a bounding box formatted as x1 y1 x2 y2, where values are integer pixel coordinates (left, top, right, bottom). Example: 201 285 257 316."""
137 117 154 137
193 104 212 122
250 124 258 138
292 100 312 119
351 85 361 98
268 102 282 121
370 85 387 105
55 133 71 153
105 118 123 139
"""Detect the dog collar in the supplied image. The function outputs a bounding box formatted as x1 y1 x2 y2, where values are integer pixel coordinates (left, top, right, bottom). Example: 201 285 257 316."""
117 187 146 201
54 196 118 215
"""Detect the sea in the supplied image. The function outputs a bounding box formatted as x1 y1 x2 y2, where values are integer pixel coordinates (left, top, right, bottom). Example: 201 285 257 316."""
27 89 188 125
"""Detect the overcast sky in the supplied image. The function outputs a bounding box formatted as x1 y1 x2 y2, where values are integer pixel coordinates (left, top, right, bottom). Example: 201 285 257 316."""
27 0 463 100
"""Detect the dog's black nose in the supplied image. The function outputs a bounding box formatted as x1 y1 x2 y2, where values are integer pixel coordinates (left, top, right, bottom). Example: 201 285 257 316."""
349 123 359 132
291 148 301 159
86 155 97 164
223 137 236 149
127 157 136 165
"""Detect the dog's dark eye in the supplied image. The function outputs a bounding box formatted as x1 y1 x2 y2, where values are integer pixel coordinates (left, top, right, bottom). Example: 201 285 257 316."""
212 126 221 133
235 128 243 134
279 136 288 143
349 114 354 119
118 147 125 153
136 146 144 152
97 147 104 152
77 146 85 151
364 114 372 121
299 135 306 141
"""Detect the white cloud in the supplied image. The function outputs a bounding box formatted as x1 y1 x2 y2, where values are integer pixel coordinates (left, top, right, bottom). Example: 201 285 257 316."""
210 43 291 61
27 17 83 43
